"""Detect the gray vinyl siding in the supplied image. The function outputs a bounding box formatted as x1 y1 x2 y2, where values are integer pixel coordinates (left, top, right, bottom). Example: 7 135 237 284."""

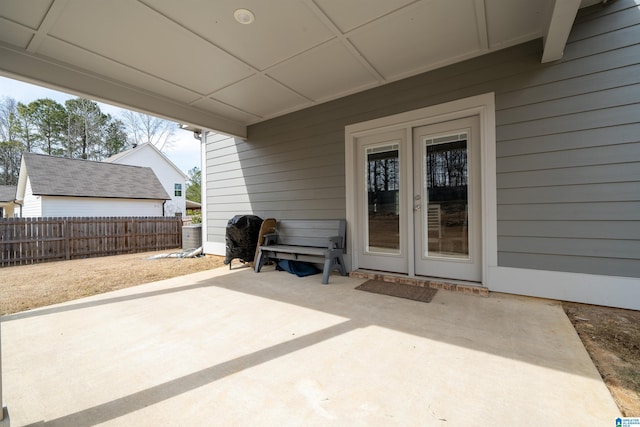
204 132 346 244
495 1 640 278
205 1 640 277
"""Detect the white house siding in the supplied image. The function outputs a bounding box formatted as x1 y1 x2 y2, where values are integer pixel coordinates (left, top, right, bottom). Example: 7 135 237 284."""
204 2 640 307
109 145 187 216
22 177 42 217
41 197 164 217
0 204 14 218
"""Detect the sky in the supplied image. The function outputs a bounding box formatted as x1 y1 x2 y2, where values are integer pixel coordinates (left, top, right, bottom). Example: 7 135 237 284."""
0 75 201 175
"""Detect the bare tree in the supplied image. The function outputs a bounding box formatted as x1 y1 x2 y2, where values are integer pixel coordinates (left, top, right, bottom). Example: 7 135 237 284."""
64 98 109 160
0 96 19 143
121 110 175 151
0 97 24 185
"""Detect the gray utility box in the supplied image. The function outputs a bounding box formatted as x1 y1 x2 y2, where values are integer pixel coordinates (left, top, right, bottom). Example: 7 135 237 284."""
182 224 202 249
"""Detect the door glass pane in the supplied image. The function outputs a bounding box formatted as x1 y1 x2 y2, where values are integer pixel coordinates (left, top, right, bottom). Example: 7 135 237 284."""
366 144 400 254
424 133 469 259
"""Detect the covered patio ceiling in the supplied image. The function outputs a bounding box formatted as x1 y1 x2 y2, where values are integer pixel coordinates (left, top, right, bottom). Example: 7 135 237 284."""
0 0 599 138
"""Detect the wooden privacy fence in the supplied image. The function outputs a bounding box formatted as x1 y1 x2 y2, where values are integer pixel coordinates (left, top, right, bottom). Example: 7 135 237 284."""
0 217 183 267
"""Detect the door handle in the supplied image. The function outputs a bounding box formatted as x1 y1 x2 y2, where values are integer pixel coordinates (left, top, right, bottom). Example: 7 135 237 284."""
414 204 421 211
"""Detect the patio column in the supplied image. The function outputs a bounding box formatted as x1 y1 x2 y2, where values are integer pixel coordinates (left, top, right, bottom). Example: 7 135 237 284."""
0 321 7 425
0 321 2 420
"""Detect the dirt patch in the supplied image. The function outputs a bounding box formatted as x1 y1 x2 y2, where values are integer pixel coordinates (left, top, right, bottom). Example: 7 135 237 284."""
0 250 226 315
563 302 640 416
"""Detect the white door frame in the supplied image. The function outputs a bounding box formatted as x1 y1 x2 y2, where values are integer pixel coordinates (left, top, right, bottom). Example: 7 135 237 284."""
345 93 497 284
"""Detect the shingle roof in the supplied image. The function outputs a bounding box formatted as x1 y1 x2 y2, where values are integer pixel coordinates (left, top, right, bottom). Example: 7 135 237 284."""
0 185 16 202
23 153 170 200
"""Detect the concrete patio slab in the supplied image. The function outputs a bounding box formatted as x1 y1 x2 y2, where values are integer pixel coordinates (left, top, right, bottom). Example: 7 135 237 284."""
2 266 620 426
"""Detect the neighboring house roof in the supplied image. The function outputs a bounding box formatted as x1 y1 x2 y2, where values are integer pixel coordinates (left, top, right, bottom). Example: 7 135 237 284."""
19 153 170 200
105 143 189 180
0 185 16 202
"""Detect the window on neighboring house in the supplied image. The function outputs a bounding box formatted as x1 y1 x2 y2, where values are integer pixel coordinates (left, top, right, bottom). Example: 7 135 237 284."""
174 183 182 197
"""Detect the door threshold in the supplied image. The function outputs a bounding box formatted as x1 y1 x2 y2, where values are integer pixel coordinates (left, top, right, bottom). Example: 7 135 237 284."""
351 270 489 297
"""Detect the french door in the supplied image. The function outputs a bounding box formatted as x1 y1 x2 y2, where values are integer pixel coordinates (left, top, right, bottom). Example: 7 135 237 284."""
356 129 409 273
413 116 481 281
356 116 482 282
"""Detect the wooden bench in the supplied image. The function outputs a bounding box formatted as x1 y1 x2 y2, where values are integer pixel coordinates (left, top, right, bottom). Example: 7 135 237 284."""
254 219 348 284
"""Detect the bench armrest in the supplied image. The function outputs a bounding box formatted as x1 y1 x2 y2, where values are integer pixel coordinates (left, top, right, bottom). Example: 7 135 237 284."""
328 235 344 250
262 233 278 246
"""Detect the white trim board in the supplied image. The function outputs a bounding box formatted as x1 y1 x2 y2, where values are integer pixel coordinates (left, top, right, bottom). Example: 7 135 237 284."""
204 241 226 257
345 92 498 285
489 266 640 311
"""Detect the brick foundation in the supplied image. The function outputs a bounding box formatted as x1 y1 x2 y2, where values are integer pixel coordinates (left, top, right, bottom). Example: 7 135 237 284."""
350 270 489 297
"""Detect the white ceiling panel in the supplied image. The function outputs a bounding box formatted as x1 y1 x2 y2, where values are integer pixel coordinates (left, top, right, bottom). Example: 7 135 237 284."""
190 97 262 124
0 0 52 30
49 0 254 95
212 75 310 119
485 0 550 49
38 37 203 104
267 40 378 101
349 0 482 79
0 17 34 49
144 0 335 71
313 0 417 33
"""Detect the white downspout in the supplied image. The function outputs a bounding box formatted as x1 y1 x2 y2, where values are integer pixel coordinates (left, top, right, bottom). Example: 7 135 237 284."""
200 130 208 250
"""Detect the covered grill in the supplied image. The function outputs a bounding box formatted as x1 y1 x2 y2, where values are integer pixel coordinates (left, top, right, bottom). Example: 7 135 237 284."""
224 214 263 267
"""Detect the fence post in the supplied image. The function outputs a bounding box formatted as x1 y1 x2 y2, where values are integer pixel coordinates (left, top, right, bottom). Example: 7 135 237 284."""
131 217 137 252
64 218 71 260
0 220 6 268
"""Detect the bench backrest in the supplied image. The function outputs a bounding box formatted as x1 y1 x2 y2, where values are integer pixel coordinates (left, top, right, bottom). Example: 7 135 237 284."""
275 219 346 249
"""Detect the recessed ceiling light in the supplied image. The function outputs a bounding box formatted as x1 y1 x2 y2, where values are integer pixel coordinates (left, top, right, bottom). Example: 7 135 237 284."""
234 8 255 25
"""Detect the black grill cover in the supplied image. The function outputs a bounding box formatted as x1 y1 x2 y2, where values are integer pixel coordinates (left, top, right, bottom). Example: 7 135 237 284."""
224 214 263 264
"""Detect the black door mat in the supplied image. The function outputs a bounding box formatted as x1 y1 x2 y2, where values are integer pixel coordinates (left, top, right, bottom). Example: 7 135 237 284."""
355 279 438 303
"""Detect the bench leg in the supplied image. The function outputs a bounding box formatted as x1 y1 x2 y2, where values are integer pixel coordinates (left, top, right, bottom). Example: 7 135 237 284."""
321 253 348 284
322 258 332 284
336 254 347 276
255 249 266 273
